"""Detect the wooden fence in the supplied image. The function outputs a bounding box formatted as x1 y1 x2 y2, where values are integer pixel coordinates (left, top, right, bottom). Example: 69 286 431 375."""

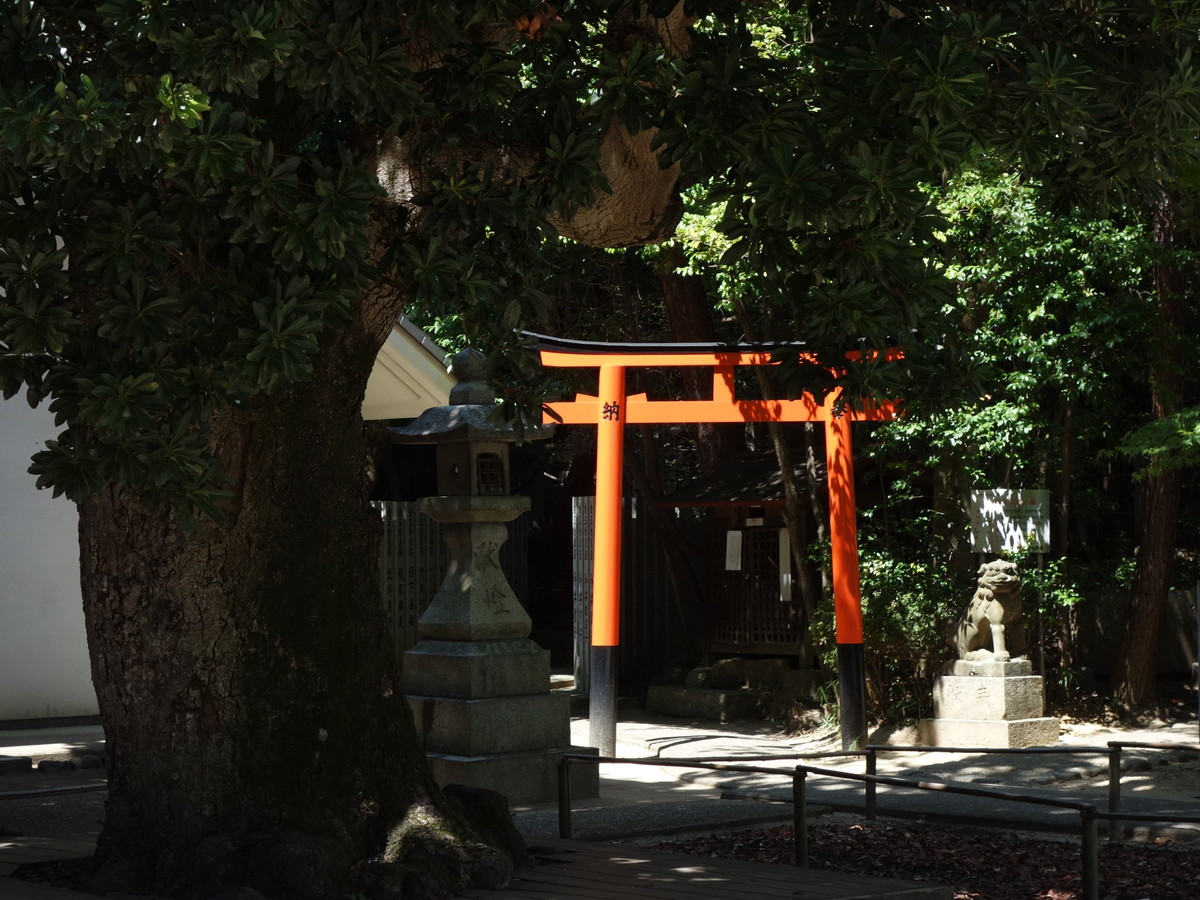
376 497 703 689
571 496 706 691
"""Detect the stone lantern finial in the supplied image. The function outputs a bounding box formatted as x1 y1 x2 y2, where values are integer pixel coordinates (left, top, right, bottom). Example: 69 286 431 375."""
448 349 493 406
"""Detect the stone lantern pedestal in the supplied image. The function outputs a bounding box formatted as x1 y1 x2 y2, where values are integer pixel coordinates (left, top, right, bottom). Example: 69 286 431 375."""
403 496 596 802
393 351 597 804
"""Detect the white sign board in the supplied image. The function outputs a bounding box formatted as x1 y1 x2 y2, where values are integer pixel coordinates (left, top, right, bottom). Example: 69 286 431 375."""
724 530 743 571
778 528 792 602
969 489 1050 554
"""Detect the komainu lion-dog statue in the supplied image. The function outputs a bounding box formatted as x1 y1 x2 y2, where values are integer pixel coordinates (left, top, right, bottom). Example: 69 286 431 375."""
950 559 1026 662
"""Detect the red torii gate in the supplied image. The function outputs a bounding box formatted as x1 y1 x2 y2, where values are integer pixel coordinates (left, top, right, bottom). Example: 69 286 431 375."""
530 333 901 753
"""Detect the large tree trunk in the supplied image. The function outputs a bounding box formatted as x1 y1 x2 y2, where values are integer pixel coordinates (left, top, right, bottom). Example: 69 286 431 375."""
77 275 506 899
931 454 973 577
1111 466 1181 704
1111 189 1187 706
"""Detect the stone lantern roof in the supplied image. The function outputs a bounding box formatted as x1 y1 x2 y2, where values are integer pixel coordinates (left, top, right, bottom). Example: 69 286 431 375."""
388 349 554 445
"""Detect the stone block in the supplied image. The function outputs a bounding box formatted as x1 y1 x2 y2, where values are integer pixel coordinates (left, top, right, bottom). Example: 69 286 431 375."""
408 692 569 756
779 669 819 701
0 756 31 774
743 658 789 690
647 666 687 687
403 639 550 699
918 716 1061 749
933 675 1046 721
425 746 600 805
944 658 1034 677
644 685 759 723
709 658 746 689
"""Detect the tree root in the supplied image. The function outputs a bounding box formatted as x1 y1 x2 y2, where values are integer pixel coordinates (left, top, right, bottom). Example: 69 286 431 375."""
373 799 513 899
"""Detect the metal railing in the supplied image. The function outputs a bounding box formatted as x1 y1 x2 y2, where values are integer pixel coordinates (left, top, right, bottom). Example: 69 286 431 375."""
864 740 1200 840
556 740 1200 900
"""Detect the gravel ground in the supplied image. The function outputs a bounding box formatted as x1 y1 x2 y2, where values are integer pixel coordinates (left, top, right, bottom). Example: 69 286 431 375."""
651 745 1200 900
658 818 1200 900
646 708 1200 900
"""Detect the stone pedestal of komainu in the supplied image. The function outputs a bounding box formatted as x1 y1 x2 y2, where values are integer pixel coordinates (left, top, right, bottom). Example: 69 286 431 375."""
917 559 1060 748
950 558 1026 663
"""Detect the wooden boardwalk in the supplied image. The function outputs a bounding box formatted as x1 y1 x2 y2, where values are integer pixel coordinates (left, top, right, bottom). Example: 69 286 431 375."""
0 834 168 900
0 833 97 878
461 839 953 900
2 834 952 899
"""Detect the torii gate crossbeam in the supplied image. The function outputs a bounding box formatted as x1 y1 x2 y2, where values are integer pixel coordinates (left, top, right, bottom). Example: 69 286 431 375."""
530 333 901 754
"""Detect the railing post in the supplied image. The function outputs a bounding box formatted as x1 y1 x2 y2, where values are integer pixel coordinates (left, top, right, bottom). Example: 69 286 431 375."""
1107 745 1121 842
1080 808 1099 900
865 749 877 820
793 767 808 868
557 756 573 839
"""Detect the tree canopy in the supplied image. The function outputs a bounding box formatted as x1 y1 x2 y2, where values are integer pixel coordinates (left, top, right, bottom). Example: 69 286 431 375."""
7 1 1200 507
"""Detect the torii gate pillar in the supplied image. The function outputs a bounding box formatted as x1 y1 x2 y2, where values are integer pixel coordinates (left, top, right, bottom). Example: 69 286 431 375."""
532 334 899 754
589 364 627 754
826 409 868 750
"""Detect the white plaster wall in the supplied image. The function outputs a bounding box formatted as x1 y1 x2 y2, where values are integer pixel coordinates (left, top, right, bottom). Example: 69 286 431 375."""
0 399 98 721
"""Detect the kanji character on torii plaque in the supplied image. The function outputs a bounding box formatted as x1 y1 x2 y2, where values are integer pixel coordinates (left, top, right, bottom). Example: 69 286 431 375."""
527 332 901 755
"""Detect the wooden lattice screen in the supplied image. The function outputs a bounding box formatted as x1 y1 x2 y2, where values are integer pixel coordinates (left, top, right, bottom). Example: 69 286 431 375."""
571 497 704 687
708 526 804 657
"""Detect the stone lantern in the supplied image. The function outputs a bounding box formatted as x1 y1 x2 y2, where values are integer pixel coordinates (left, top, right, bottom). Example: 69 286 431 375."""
390 350 596 803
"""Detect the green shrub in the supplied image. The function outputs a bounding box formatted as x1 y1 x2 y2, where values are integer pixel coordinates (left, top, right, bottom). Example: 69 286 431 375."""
810 542 966 724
